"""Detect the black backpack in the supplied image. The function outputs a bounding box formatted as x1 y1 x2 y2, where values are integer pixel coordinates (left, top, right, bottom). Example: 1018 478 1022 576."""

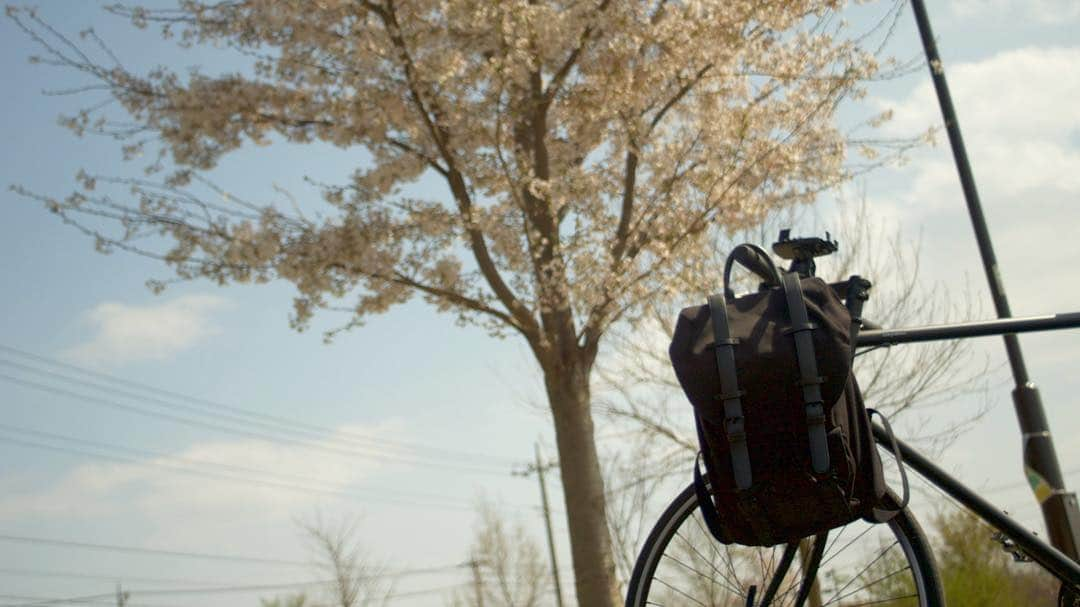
669 243 906 547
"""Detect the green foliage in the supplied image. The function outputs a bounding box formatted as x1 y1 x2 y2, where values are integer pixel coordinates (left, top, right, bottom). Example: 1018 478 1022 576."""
931 508 1056 606
861 507 1056 606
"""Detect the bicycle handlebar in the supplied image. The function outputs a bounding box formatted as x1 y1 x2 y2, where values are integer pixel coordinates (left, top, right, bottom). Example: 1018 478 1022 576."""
824 275 1080 346
857 312 1080 347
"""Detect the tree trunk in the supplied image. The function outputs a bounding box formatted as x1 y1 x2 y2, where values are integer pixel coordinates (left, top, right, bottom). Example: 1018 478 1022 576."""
543 357 621 607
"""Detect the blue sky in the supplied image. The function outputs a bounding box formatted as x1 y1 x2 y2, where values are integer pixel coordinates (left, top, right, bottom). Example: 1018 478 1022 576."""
2 1 1080 605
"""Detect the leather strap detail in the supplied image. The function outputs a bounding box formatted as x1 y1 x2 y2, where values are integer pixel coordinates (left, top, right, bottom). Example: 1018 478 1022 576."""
780 272 831 475
707 293 753 491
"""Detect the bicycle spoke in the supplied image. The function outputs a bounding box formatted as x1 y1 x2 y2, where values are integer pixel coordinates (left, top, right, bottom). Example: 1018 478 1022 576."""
822 522 849 560
823 539 900 605
660 553 743 597
770 573 804 606
689 510 744 590
673 528 735 582
762 542 780 582
820 523 877 568
724 542 745 592
840 594 919 607
652 575 714 607
825 565 913 606
667 534 744 596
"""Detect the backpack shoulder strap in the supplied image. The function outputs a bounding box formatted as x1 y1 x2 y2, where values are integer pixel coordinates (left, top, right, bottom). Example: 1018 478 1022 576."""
779 272 831 475
707 293 752 490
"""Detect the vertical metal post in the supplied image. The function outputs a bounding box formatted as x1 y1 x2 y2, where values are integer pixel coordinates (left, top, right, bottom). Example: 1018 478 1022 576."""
115 583 127 607
470 558 485 607
908 0 1080 559
535 443 566 607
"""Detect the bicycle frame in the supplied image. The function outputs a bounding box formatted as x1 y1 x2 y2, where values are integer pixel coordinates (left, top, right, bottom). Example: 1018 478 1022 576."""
871 424 1080 587
853 312 1080 589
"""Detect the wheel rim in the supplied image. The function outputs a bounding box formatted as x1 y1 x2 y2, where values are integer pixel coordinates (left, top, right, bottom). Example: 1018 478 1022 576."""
627 488 932 607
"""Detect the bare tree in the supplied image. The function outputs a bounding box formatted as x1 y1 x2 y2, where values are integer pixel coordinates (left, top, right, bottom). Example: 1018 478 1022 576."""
449 501 551 607
261 593 310 607
8 3 922 604
300 515 390 607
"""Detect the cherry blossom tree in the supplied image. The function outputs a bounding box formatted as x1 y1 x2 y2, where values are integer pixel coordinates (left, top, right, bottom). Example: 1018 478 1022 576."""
9 2 911 604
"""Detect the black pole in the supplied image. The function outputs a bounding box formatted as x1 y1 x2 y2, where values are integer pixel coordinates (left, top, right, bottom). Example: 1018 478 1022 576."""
908 0 1080 560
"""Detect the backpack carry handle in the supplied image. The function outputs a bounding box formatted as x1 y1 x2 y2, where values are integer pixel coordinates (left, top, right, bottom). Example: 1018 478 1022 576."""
723 243 782 300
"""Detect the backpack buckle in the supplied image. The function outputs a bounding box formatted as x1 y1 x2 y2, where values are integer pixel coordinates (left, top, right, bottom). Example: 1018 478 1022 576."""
725 415 746 443
782 321 818 335
714 389 746 403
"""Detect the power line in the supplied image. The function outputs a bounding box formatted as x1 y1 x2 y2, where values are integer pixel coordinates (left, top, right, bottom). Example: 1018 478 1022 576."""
0 344 518 467
276 584 475 607
0 427 491 512
0 571 471 600
380 582 473 600
0 533 311 566
0 421 485 510
0 593 184 607
0 356 512 473
88 568 471 597
0 563 466 588
0 593 118 607
0 569 470 606
0 370 509 477
0 567 230 588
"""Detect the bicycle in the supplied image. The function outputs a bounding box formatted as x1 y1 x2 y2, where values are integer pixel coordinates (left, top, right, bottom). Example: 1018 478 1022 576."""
624 232 1080 607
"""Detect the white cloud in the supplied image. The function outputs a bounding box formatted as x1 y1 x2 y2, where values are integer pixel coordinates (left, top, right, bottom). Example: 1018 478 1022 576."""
0 422 400 523
873 46 1080 215
950 0 1080 24
62 294 229 366
881 46 1080 140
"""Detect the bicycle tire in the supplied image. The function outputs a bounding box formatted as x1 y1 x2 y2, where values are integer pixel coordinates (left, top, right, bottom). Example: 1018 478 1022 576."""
625 484 944 606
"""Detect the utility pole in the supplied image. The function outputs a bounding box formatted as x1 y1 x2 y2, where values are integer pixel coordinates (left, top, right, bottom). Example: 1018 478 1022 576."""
514 442 566 607
470 557 485 607
908 0 1080 560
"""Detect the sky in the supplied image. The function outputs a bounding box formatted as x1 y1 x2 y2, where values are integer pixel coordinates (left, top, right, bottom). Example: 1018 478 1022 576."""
1 1 1079 606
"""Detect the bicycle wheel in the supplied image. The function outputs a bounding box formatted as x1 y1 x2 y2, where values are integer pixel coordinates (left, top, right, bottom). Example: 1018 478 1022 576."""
625 484 943 607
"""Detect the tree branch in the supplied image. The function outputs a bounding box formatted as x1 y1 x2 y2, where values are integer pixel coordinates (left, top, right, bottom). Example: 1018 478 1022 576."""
644 63 713 135
376 0 541 344
542 0 612 104
385 271 525 336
